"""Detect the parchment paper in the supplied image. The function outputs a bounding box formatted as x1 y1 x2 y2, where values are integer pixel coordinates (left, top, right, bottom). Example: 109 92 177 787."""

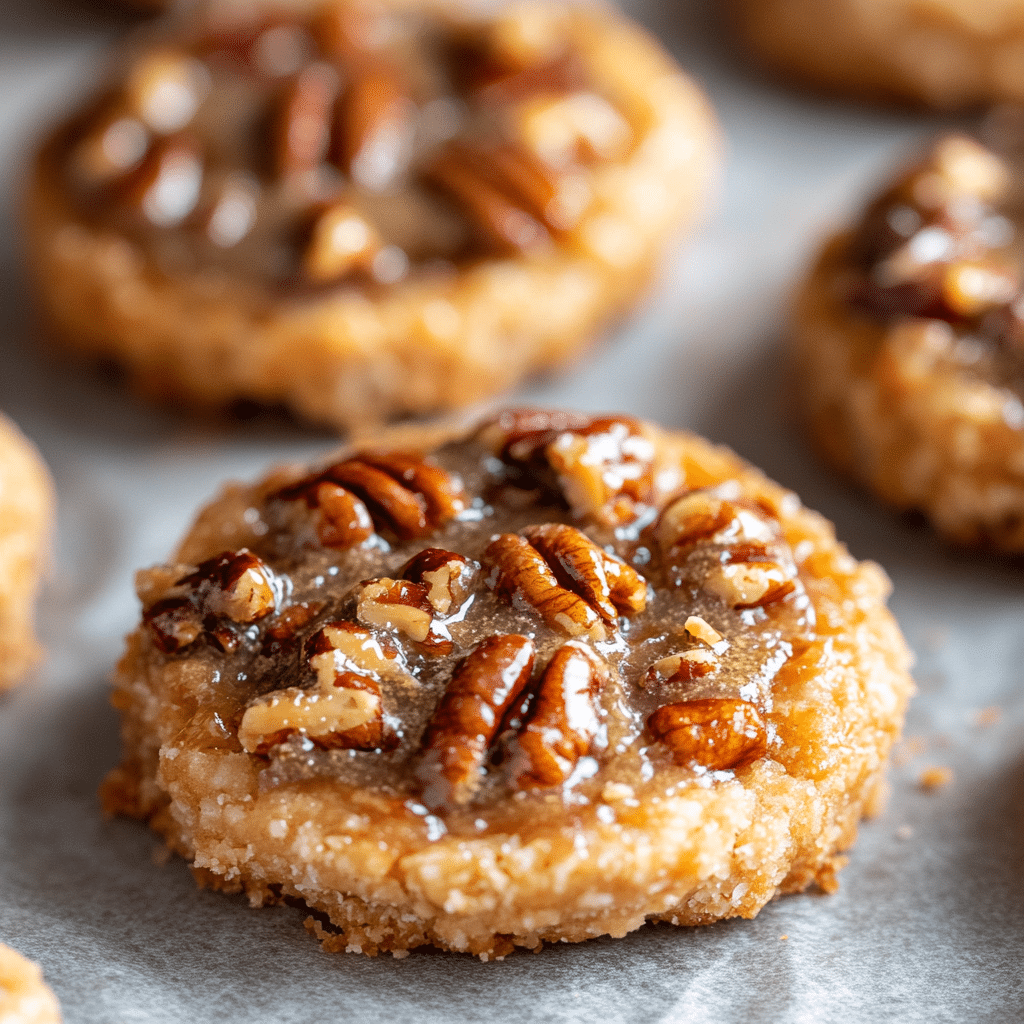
1 3 1021 1021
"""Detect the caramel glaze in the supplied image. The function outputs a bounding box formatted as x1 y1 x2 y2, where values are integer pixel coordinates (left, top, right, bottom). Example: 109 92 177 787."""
57 4 636 293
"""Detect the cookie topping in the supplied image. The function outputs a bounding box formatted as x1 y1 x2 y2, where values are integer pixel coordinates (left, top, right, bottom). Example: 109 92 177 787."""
62 3 633 286
272 452 465 547
238 621 402 755
481 408 656 525
844 134 1024 390
135 411 814 811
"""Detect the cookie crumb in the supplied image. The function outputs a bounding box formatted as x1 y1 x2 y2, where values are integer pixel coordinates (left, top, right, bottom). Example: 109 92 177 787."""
896 825 914 841
779 934 788 941
919 766 953 791
973 706 1002 728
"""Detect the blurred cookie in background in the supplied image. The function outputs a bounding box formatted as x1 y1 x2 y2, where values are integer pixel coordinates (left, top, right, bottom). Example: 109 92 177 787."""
24 1 719 431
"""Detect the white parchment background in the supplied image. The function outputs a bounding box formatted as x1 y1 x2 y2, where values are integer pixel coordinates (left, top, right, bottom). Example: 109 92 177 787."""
1 2 1022 1021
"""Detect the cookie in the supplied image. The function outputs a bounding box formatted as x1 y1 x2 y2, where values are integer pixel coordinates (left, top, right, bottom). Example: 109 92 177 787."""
0 415 53 692
0 945 61 1024
102 407 913 958
790 134 1024 550
730 0 1024 109
25 2 717 430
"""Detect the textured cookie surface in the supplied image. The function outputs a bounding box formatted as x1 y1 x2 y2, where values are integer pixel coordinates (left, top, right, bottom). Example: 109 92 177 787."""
0 944 62 1024
104 408 913 958
731 0 1024 109
25 1 717 429
791 134 1024 550
0 415 53 691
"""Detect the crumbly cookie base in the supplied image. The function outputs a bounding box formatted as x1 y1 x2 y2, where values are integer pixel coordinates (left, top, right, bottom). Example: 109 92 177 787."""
0 944 62 1024
0 415 53 692
792 234 1024 551
103 425 913 958
23 6 718 432
730 0 1024 109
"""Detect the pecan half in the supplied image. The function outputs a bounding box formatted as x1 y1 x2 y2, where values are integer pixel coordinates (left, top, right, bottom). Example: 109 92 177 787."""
481 409 656 525
422 141 560 253
486 524 646 640
513 640 607 789
271 63 337 178
647 699 767 772
238 621 405 754
143 550 280 654
272 452 465 547
416 634 536 807
332 64 411 190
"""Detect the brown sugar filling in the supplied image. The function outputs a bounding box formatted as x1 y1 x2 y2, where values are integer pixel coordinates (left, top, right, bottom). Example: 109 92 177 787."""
134 411 817 833
58 3 636 291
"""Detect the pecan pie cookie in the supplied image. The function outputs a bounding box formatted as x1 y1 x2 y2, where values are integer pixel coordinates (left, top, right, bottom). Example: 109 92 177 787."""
791 134 1024 549
103 408 912 958
730 0 1024 109
0 945 62 1024
25 2 717 430
0 415 53 692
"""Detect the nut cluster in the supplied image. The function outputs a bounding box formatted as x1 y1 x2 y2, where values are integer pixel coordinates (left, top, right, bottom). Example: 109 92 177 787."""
656 489 799 609
143 549 281 654
485 523 647 640
849 135 1021 336
140 412 805 811
480 408 657 525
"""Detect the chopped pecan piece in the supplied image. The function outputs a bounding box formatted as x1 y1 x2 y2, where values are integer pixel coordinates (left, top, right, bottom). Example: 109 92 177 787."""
647 699 767 771
416 634 536 807
271 63 337 178
516 92 630 167
481 409 656 525
704 554 796 609
272 452 465 546
143 550 280 654
355 577 452 654
238 621 406 754
513 640 607 789
117 134 203 227
399 548 477 615
301 202 380 283
125 48 208 134
657 489 798 609
641 649 719 687
486 524 646 641
332 64 411 190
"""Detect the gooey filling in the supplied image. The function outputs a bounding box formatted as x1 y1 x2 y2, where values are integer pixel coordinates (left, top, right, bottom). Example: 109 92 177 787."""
137 410 819 828
59 2 636 289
